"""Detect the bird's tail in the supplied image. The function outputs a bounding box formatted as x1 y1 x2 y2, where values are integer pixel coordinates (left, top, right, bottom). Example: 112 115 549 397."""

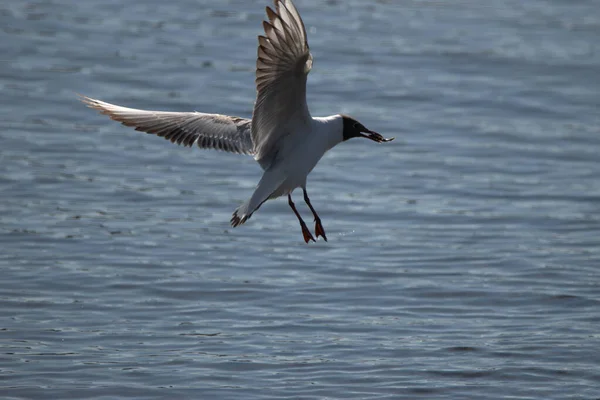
230 170 286 227
231 200 256 227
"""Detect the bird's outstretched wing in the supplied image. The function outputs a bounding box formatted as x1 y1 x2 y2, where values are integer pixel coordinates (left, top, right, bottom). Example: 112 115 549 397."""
252 0 313 165
81 96 254 155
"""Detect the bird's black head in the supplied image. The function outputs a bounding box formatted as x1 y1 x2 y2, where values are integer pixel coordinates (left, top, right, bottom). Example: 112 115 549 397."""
341 115 394 143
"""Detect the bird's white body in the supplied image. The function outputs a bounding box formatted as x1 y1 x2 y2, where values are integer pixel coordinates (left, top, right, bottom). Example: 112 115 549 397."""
237 115 343 221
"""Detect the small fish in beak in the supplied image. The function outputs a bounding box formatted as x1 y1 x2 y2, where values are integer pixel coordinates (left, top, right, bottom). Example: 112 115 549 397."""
360 129 395 143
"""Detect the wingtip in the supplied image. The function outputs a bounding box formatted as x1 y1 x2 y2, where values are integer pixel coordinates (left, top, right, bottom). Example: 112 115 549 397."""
78 96 113 115
78 94 99 108
265 5 277 22
77 93 89 103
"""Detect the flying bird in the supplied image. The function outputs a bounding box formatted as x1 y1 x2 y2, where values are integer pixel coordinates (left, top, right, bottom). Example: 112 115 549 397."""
81 0 394 243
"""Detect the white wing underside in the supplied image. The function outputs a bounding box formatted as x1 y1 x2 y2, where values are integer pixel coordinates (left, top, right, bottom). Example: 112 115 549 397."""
81 96 254 155
251 0 313 166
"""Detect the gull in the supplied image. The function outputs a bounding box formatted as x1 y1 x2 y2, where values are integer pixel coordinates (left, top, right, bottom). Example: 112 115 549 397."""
81 0 394 243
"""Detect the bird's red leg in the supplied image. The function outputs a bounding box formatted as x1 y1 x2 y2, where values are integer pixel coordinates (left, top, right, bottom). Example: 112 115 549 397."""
303 188 327 242
288 194 315 243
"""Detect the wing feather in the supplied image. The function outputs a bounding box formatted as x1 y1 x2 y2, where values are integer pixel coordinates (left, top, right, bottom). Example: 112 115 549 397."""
252 0 313 165
80 96 254 155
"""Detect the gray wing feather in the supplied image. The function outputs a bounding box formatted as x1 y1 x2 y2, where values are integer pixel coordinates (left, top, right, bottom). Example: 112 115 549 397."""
81 96 254 155
252 0 312 163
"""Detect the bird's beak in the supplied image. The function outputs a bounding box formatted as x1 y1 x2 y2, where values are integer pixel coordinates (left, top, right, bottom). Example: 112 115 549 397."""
360 129 395 143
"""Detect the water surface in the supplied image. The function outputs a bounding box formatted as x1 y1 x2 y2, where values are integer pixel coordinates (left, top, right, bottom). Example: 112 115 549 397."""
1 0 599 398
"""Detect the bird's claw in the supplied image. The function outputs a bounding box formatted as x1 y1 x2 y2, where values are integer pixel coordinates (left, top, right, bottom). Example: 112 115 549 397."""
314 219 328 242
301 223 316 243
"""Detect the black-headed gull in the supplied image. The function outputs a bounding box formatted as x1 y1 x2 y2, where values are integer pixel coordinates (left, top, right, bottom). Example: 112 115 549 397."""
81 0 394 243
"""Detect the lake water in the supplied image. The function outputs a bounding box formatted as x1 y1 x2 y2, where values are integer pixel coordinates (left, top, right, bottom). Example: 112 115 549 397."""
1 0 599 398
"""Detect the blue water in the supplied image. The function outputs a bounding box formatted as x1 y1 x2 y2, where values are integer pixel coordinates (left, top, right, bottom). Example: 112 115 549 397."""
1 0 599 398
